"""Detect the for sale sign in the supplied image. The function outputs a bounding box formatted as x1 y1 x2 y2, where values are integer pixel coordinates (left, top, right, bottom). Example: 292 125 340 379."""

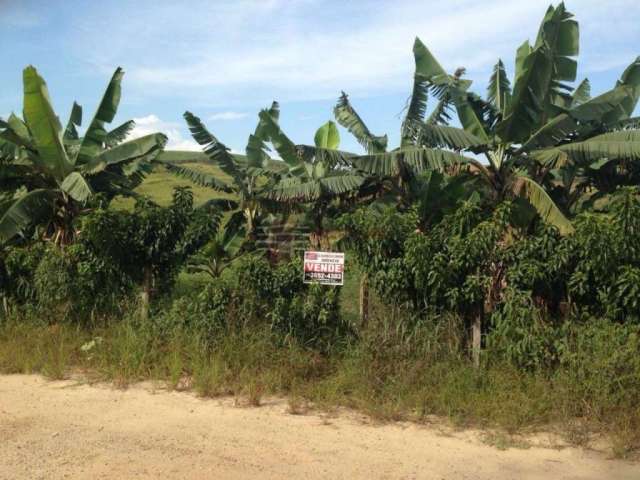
303 251 345 286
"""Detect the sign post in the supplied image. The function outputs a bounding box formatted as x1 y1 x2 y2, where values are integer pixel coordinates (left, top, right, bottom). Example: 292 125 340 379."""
303 251 344 286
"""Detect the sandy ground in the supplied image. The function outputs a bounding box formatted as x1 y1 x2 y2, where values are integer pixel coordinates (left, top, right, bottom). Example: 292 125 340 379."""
0 375 638 480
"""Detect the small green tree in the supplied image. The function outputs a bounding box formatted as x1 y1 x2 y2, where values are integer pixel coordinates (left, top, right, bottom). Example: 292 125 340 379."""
82 187 221 316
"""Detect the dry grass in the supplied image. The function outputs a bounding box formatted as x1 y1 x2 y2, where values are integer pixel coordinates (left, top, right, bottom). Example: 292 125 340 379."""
0 314 638 458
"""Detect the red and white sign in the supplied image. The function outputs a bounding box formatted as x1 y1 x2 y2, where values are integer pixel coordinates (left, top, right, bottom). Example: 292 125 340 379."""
303 251 344 286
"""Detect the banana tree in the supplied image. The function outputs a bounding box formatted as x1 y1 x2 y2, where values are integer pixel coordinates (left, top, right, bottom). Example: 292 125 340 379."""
336 4 616 234
334 46 484 210
186 225 245 279
407 3 640 234
260 111 367 247
0 66 167 245
164 102 286 245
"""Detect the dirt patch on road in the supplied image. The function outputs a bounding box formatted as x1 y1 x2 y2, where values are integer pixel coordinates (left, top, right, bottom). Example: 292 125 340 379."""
0 375 637 479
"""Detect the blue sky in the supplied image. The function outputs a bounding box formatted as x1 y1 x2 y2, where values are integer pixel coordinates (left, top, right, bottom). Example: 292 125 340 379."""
1 0 639 154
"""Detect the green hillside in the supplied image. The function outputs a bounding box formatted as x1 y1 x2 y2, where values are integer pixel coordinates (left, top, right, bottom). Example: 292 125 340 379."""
113 151 236 208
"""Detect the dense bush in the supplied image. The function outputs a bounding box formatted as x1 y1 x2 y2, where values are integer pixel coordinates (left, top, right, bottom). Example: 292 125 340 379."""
33 244 132 320
0 242 46 305
0 242 131 321
153 254 348 352
81 187 220 297
341 187 640 368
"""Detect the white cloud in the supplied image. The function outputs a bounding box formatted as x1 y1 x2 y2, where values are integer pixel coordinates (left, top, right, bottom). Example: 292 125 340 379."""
130 114 200 151
61 0 640 106
208 111 248 121
91 1 634 102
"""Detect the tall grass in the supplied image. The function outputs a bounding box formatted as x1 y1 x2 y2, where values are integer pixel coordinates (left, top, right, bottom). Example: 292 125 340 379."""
0 310 638 458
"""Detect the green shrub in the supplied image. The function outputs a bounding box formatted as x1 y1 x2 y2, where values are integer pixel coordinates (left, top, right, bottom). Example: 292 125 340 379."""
155 254 349 352
33 244 132 321
487 288 566 370
1 243 46 304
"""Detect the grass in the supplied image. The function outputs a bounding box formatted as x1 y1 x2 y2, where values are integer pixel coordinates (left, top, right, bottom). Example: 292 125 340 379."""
113 158 235 209
1 312 638 458
121 150 286 208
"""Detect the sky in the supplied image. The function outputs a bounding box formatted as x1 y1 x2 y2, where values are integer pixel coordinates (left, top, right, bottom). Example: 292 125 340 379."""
1 0 639 154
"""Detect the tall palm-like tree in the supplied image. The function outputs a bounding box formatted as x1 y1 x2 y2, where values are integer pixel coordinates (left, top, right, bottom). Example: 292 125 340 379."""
0 66 167 245
163 102 286 243
337 3 640 235
259 110 366 246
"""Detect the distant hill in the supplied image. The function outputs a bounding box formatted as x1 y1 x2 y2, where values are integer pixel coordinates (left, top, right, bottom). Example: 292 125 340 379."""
158 150 248 164
114 150 284 208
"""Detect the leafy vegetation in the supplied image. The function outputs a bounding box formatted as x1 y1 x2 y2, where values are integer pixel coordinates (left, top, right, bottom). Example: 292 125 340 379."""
1 1 640 457
0 67 166 245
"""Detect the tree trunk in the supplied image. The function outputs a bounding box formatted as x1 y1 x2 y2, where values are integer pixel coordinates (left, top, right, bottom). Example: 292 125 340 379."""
359 273 369 328
140 265 152 321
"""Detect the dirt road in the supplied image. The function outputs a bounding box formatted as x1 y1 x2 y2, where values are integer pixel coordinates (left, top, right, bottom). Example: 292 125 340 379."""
0 375 637 479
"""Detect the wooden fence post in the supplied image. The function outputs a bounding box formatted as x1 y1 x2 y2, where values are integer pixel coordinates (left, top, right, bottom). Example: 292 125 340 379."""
472 313 481 368
359 274 369 327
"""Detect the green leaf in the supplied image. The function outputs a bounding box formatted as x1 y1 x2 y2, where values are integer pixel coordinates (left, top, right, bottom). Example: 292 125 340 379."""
314 120 340 149
487 59 511 113
77 68 124 164
417 123 484 150
246 101 279 168
296 145 356 168
512 40 532 87
319 173 365 196
521 113 578 150
617 56 640 118
557 140 640 163
512 175 574 235
257 108 306 175
184 111 241 180
268 177 322 202
64 102 83 141
60 171 94 202
412 40 489 141
353 147 474 176
334 92 387 153
451 89 491 142
105 120 135 148
7 114 30 145
401 75 429 148
0 189 56 242
586 130 640 143
498 4 579 142
1 114 33 151
83 133 167 174
163 162 233 193
400 39 438 147
571 78 591 106
426 97 453 125
413 37 449 82
22 66 71 180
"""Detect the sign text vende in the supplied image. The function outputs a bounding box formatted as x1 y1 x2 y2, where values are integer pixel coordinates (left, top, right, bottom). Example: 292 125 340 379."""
303 251 345 285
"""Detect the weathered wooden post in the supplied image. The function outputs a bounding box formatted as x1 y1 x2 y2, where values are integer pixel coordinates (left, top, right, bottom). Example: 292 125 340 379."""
140 265 152 320
359 273 369 327
472 313 481 368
